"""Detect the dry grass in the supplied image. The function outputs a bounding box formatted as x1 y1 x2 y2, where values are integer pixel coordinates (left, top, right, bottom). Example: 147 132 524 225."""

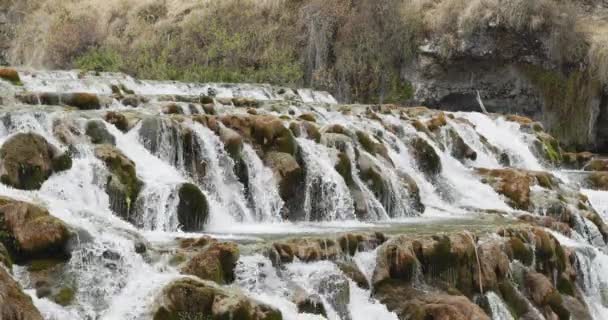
3 0 607 100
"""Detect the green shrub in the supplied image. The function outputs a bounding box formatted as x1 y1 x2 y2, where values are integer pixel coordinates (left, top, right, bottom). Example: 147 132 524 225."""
76 48 123 73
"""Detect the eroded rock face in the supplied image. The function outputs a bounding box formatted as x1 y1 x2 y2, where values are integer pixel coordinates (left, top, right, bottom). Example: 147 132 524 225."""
370 226 587 320
0 133 72 190
154 278 282 320
0 266 43 320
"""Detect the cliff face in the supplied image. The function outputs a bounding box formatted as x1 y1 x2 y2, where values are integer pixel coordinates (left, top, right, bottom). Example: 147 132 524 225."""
1 0 608 151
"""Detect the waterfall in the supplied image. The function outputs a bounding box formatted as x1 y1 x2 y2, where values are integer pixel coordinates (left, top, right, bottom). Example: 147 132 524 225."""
2 69 608 320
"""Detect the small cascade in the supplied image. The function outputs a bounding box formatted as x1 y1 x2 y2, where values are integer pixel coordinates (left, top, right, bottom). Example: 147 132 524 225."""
459 112 543 170
485 292 515 320
241 145 284 222
299 138 355 221
188 122 253 223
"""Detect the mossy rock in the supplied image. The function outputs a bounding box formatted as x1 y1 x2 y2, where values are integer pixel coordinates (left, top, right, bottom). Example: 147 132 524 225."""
162 103 183 115
27 258 65 272
200 95 214 104
63 93 101 110
86 120 116 145
154 278 282 320
0 133 72 190
0 68 21 85
507 237 533 266
297 113 316 122
52 287 76 306
0 199 71 261
426 112 448 131
253 118 298 155
181 241 239 284
177 183 209 232
409 137 442 177
0 267 44 319
336 260 369 289
356 131 388 159
105 112 130 132
95 145 143 221
335 152 354 186
263 152 304 220
232 97 260 108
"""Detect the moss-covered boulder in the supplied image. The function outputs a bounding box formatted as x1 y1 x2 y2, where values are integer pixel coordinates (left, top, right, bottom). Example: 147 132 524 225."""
294 288 326 317
181 241 239 284
0 266 43 320
86 120 116 145
63 93 101 110
105 112 130 132
533 132 563 166
154 278 281 320
409 137 441 177
426 112 448 131
562 152 594 169
0 199 70 261
447 128 477 162
253 117 298 155
477 168 534 210
0 133 72 190
336 260 369 289
524 271 570 320
0 68 21 85
94 145 142 222
584 158 608 172
356 131 389 160
290 121 321 143
162 103 183 115
177 183 208 232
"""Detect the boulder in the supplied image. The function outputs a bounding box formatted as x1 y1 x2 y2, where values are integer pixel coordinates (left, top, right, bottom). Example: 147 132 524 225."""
0 133 72 190
0 266 43 320
154 278 281 320
0 68 21 84
584 158 608 172
181 241 239 284
94 145 142 222
409 137 442 177
426 112 448 131
562 152 594 169
263 152 304 219
336 260 369 289
293 287 326 317
86 120 116 145
177 183 209 232
104 112 130 132
0 198 70 261
63 93 101 110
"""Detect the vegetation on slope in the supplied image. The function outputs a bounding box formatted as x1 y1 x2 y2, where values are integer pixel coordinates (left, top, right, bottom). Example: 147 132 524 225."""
1 0 607 108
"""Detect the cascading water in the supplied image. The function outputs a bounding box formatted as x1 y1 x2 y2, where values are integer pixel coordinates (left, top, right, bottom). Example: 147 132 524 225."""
1 69 608 320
